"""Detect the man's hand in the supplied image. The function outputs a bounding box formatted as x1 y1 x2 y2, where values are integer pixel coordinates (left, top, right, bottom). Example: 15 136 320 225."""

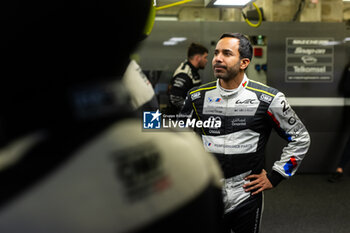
243 169 273 195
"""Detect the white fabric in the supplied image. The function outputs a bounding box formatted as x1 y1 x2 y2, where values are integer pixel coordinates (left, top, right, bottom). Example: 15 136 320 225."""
0 120 223 233
122 60 155 109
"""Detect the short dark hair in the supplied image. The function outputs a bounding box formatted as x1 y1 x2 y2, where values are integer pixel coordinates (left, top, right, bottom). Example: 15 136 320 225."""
187 43 208 59
220 33 252 61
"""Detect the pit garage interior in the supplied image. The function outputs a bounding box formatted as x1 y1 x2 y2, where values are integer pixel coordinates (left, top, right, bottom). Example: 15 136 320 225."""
135 1 350 232
1 1 350 233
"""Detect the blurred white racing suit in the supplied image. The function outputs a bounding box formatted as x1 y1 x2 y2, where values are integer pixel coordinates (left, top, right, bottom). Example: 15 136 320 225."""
0 81 224 233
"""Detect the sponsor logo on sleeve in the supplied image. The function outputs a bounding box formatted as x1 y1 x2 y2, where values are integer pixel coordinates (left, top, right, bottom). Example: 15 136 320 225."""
283 156 298 176
287 122 305 138
173 78 186 88
288 116 297 125
259 94 273 104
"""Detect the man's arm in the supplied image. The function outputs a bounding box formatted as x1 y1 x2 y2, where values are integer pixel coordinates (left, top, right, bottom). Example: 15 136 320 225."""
178 91 194 121
244 92 310 195
169 73 193 111
266 92 311 185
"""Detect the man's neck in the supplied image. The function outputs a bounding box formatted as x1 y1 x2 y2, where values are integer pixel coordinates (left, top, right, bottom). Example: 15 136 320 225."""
188 59 198 69
219 72 245 89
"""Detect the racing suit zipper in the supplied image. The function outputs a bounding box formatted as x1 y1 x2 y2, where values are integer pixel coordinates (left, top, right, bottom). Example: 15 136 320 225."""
224 96 229 155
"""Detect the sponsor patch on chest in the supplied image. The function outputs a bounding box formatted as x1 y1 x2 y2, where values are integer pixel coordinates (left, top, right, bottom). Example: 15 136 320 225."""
191 92 201 101
232 118 247 126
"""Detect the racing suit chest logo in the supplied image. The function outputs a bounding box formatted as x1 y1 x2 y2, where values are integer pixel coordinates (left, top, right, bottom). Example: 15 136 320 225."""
235 99 259 105
202 89 261 116
207 97 224 103
232 118 247 126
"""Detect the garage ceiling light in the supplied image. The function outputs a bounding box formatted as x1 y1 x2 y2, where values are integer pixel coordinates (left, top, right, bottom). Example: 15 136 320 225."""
163 37 187 46
205 0 255 8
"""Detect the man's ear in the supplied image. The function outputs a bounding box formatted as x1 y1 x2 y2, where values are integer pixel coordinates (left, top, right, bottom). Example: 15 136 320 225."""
240 58 250 70
194 54 201 62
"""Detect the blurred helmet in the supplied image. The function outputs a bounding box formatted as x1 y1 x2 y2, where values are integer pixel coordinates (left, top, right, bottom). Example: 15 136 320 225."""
0 0 153 144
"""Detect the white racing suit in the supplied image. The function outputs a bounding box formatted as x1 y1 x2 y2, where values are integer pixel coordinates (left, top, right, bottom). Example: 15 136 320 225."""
122 60 159 111
180 74 310 232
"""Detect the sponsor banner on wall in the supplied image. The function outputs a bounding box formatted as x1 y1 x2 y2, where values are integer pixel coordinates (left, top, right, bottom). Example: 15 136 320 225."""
285 38 334 83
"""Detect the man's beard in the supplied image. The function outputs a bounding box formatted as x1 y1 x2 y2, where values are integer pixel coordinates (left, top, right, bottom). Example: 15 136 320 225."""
213 61 240 81
198 60 206 70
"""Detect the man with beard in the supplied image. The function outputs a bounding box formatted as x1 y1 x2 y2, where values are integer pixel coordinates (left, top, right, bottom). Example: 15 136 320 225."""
168 43 208 114
180 33 310 233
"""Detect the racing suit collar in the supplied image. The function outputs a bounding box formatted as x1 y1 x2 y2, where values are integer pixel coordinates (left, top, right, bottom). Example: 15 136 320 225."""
186 60 199 72
217 74 249 97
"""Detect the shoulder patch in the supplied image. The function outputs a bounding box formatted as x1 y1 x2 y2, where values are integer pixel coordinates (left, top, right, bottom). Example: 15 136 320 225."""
191 91 201 101
259 93 273 103
173 63 192 79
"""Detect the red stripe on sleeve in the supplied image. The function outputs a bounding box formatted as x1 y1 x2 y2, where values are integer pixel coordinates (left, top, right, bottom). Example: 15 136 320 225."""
267 110 280 128
290 156 298 168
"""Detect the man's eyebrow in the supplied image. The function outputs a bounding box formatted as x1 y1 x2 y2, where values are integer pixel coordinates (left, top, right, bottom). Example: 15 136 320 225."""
214 48 233 53
222 49 233 53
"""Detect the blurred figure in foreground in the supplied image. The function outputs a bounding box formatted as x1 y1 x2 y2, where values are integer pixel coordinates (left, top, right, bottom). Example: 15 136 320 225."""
0 1 223 232
122 59 159 111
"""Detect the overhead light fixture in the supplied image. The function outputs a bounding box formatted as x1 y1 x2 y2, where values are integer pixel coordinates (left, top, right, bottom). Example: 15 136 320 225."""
163 41 178 46
205 0 262 27
155 16 178 21
163 37 187 46
205 0 256 8
169 37 187 42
